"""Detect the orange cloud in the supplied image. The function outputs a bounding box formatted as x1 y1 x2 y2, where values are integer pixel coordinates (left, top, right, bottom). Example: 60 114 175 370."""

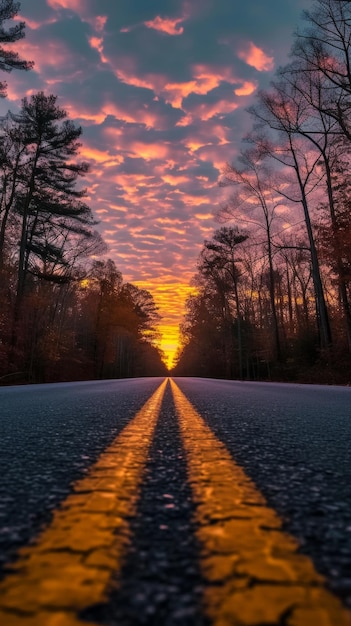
234 80 257 96
162 174 191 186
238 42 274 72
127 141 171 161
89 35 103 52
163 66 224 108
144 16 185 35
80 145 124 166
195 212 213 220
109 204 128 213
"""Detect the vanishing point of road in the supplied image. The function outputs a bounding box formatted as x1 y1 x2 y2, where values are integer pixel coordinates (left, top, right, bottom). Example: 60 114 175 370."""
0 376 351 625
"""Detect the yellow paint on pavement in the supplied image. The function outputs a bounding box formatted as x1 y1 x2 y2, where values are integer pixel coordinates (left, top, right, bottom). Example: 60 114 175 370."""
170 379 351 626
0 379 167 626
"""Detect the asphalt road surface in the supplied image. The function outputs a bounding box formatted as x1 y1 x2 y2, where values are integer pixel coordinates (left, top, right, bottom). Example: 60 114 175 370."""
0 376 350 626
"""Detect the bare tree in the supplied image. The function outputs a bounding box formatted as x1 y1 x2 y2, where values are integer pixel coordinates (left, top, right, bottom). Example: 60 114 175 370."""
277 54 351 349
248 85 332 350
218 149 283 360
292 0 351 140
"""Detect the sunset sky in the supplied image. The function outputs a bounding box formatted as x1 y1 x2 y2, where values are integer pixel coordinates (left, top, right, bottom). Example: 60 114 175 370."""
2 0 313 367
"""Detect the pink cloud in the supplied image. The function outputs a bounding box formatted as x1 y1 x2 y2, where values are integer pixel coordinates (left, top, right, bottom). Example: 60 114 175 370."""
90 15 107 32
196 142 239 170
47 0 83 11
65 101 108 125
47 0 107 33
67 97 168 130
9 36 78 79
14 14 58 30
115 66 166 93
144 16 185 36
115 60 242 110
87 33 109 65
237 41 274 71
162 64 253 109
178 99 239 125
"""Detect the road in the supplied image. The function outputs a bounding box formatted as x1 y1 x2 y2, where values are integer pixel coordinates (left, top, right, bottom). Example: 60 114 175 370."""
0 376 350 625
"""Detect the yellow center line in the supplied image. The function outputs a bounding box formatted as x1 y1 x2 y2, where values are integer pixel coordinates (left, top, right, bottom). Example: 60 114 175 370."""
0 379 167 626
170 379 351 626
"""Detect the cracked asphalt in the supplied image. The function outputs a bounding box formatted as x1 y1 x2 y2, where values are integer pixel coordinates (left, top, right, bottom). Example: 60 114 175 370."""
0 376 350 625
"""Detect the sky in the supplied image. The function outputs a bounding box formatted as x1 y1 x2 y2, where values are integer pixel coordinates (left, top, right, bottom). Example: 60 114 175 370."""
2 0 313 368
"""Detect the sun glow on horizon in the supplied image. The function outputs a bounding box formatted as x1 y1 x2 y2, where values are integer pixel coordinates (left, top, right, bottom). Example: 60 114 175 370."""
159 324 180 369
134 280 198 370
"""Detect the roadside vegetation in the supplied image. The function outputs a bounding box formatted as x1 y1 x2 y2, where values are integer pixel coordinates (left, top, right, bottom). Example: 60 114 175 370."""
0 1 166 383
172 0 351 385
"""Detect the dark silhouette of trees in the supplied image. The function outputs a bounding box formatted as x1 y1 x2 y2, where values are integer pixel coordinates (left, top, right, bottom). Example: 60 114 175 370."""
0 92 166 382
76 262 165 380
200 227 248 377
174 1 351 383
248 86 333 351
292 0 351 141
219 150 282 360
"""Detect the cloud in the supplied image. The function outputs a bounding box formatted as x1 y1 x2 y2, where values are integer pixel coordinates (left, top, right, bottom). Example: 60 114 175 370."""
47 0 83 10
144 16 185 36
237 41 275 72
1 0 310 366
234 80 257 96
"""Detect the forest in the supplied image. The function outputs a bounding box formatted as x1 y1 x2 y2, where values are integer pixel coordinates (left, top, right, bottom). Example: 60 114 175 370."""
172 1 351 385
2 0 351 385
0 2 167 383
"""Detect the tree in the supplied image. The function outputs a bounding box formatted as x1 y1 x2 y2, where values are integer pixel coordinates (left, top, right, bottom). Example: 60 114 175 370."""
0 0 33 97
77 263 163 379
200 227 249 377
275 51 351 350
0 112 27 269
120 283 161 346
3 92 100 372
292 0 351 140
248 86 332 350
219 150 282 360
10 92 95 306
173 289 229 378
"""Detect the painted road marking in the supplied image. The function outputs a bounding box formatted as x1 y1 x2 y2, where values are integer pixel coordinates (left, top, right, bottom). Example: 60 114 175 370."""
0 379 167 626
170 379 351 626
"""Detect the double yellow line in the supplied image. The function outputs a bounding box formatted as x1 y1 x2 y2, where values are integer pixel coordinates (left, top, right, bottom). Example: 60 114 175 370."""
0 378 350 626
0 380 167 626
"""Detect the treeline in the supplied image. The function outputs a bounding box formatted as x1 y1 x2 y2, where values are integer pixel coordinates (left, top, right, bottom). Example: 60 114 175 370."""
173 0 351 384
0 4 166 383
